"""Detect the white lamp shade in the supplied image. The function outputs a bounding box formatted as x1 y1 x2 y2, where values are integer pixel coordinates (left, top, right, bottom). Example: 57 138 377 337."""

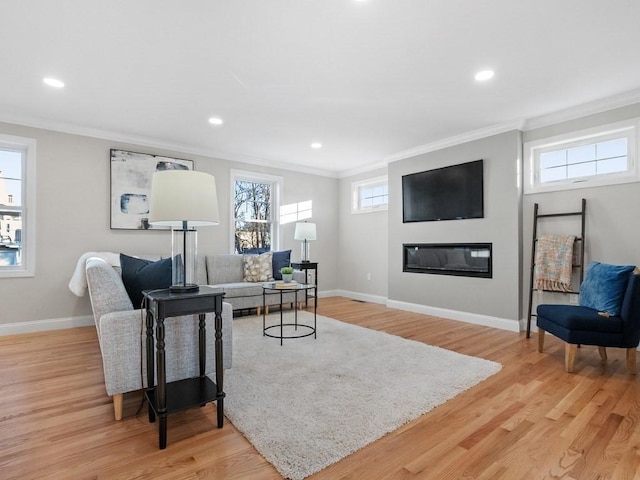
149 170 220 227
294 222 317 241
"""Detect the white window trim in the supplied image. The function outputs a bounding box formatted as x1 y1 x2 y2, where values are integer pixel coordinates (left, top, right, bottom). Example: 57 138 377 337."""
524 118 639 194
230 169 282 253
0 134 36 277
351 175 389 214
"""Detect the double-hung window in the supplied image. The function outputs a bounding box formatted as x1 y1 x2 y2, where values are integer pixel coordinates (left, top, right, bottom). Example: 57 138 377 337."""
524 119 639 194
0 134 36 277
231 170 281 254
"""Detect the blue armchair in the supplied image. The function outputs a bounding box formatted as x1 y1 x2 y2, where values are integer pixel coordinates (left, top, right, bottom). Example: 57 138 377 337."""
537 270 640 373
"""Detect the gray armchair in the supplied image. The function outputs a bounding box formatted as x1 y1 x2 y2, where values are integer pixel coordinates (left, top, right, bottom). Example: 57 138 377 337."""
85 256 233 420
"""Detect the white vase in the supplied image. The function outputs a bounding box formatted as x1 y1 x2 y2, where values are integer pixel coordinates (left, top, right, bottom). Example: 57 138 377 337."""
282 273 293 283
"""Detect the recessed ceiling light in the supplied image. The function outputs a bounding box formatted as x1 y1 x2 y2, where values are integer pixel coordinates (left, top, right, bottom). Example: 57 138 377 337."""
474 70 494 81
43 77 64 88
208 117 224 126
311 142 322 149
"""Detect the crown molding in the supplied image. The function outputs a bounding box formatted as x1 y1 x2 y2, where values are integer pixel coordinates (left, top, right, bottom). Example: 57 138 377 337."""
522 88 640 131
0 113 339 179
3 88 640 181
384 120 526 165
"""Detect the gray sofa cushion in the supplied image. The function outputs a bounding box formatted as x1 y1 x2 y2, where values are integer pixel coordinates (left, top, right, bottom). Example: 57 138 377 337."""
207 254 245 284
210 282 264 298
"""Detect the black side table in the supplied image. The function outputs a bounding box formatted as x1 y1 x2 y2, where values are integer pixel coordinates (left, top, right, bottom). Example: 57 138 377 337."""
143 286 225 449
291 262 318 307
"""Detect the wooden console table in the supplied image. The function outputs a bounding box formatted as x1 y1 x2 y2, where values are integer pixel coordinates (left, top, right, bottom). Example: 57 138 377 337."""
143 286 225 449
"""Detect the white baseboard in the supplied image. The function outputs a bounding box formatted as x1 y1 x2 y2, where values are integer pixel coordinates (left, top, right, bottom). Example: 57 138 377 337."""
333 289 388 305
334 290 518 331
386 300 520 332
0 315 94 336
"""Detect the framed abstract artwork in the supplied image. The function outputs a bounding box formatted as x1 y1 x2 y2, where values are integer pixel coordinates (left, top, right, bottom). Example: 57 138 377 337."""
110 149 194 230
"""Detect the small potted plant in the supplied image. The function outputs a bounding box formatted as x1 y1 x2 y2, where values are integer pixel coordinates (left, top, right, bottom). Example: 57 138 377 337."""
280 266 294 283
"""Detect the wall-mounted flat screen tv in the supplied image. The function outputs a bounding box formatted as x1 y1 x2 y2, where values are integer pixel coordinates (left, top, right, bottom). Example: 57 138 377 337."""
402 159 484 223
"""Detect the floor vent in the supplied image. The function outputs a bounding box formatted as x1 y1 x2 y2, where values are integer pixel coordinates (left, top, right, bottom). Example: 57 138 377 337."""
351 299 367 303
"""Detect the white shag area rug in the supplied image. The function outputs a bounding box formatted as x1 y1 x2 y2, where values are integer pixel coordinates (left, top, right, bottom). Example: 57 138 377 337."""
222 311 502 480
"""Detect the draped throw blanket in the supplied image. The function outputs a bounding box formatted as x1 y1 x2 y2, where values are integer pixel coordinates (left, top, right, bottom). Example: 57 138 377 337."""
534 234 576 292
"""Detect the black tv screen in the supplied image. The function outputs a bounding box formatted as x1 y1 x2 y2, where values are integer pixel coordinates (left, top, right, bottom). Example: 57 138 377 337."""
402 159 484 223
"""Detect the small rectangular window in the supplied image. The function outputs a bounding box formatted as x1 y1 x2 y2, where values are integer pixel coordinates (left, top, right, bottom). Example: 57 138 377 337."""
351 176 388 214
524 119 638 194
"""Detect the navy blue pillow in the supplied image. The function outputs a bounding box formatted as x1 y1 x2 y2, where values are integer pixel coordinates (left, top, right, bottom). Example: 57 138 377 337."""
120 254 172 308
579 261 635 316
272 250 292 280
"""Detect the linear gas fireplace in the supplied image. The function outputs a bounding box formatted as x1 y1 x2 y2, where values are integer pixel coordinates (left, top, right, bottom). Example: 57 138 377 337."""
403 243 492 278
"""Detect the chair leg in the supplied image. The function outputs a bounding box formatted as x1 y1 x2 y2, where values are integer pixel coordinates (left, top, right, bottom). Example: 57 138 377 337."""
565 343 577 373
598 346 608 361
626 348 637 374
113 394 123 421
538 328 545 353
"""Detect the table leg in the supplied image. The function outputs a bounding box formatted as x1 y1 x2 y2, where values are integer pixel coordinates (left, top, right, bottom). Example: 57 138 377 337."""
215 310 224 428
262 290 266 336
279 290 284 346
145 309 155 424
313 285 317 339
199 313 206 377
294 289 298 330
156 316 167 450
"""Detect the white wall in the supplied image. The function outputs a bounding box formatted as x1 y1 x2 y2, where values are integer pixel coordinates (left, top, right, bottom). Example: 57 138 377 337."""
338 167 388 302
0 121 339 330
387 130 522 326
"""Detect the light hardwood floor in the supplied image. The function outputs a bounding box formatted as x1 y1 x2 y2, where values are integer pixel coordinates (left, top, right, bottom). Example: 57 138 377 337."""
2 297 640 479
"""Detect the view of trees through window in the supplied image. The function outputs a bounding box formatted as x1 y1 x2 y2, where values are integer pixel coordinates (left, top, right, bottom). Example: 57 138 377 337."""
234 180 272 254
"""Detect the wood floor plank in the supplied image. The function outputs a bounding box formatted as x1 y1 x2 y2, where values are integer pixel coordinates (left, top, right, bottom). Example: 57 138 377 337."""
2 296 640 479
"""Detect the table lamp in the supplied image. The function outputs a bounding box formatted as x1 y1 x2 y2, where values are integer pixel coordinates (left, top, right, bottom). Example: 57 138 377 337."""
149 170 219 293
294 221 316 263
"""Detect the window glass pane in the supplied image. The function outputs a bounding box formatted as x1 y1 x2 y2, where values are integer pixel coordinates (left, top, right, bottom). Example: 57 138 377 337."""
372 185 385 197
567 162 596 178
540 166 566 183
0 149 23 267
540 150 566 169
234 180 272 253
596 138 627 160
597 156 627 174
567 144 596 165
235 220 271 253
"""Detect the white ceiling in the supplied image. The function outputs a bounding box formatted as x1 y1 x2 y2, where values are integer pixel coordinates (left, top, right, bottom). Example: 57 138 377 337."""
2 1 640 177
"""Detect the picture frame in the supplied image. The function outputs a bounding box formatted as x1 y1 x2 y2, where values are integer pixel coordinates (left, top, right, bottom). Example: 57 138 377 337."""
110 149 194 230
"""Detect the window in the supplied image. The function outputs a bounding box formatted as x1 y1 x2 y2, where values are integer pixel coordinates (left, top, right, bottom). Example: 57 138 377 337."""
0 134 36 277
231 170 281 254
524 119 638 193
351 175 388 214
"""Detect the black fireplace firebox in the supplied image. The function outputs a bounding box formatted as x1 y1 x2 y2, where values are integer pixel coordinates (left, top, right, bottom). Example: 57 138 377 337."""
403 243 492 278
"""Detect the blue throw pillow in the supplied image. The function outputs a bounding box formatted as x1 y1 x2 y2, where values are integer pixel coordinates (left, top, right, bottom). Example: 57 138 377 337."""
120 254 173 308
579 261 635 316
272 250 292 280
